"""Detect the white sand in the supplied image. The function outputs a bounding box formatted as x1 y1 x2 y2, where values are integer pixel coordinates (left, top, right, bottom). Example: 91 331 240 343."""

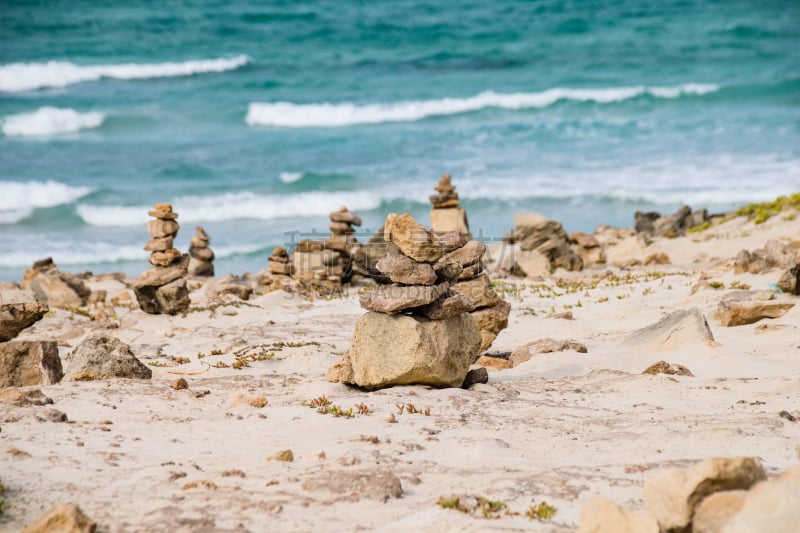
2 211 799 532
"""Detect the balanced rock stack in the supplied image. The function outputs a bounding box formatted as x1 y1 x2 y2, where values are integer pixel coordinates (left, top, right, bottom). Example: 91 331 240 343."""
188 226 214 277
290 240 344 295
505 213 584 276
327 213 509 390
133 203 190 315
268 246 291 276
429 173 470 236
326 206 362 281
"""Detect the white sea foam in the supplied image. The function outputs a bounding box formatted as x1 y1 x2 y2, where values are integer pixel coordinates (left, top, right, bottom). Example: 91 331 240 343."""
246 84 720 127
0 180 93 223
76 191 382 227
2 107 106 137
279 171 304 183
0 55 249 92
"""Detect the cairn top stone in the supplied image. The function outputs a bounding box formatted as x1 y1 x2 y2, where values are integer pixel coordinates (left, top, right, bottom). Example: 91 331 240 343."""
384 213 443 263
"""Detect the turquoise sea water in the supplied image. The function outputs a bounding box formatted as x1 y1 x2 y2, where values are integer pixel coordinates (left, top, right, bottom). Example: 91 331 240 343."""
1 1 798 280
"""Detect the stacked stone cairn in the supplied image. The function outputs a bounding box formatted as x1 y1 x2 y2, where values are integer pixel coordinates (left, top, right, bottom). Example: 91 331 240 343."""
133 203 190 315
429 173 470 236
268 246 291 276
188 226 214 277
290 239 343 295
327 213 510 390
325 206 362 282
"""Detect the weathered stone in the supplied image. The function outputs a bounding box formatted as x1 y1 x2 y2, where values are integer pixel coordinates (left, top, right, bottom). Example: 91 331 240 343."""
325 357 354 384
435 240 485 270
462 367 488 388
359 283 448 314
724 466 800 533
470 300 511 352
267 449 294 462
692 490 746 533
416 293 473 320
149 248 182 267
0 340 62 387
643 457 766 532
430 207 469 235
715 290 795 327
474 355 512 370
449 274 500 310
384 213 443 262
188 257 214 277
272 245 289 258
301 470 402 502
189 246 214 262
457 262 483 280
0 299 48 341
434 231 468 253
144 236 174 252
509 337 588 367
147 209 178 220
577 495 659 533
22 503 97 533
171 377 188 390
433 260 463 282
154 278 191 314
571 231 600 248
294 239 326 252
329 221 356 234
147 218 179 239
777 265 799 295
0 387 53 406
514 249 551 278
268 259 292 276
335 311 481 389
31 272 89 309
134 255 189 289
63 334 152 381
376 254 437 285
330 207 362 226
643 361 694 377
625 308 715 351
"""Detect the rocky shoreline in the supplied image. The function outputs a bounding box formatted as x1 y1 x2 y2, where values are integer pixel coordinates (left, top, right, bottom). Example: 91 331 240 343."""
1 192 799 532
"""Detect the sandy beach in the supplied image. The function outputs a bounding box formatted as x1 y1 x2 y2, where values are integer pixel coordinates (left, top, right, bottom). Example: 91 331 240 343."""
2 201 798 532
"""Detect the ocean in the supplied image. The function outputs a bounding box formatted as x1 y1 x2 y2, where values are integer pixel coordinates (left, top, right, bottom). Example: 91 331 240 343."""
1 0 798 281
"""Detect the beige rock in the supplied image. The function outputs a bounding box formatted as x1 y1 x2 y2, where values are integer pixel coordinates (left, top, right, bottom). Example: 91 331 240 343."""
22 503 97 533
330 207 362 226
693 490 746 533
416 293 473 320
144 236 173 252
149 248 182 267
430 207 469 235
435 240 486 270
509 338 588 367
625 308 715 351
0 340 63 387
607 235 649 265
147 209 178 220
777 266 799 295
469 300 511 352
189 246 214 263
171 377 188 390
449 274 501 310
0 300 48 341
0 388 53 406
642 361 694 377
643 457 766 532
336 311 481 389
267 449 294 462
325 357 354 384
135 274 190 315
134 255 189 289
359 282 448 314
272 245 289 258
577 495 658 533
188 257 214 277
31 272 89 309
63 334 152 381
512 212 547 229
457 262 483 281
384 213 443 262
268 259 292 276
376 253 437 285
474 355 512 370
715 290 795 327
147 218 179 239
724 466 800 533
329 221 356 234
571 231 600 248
514 249 551 278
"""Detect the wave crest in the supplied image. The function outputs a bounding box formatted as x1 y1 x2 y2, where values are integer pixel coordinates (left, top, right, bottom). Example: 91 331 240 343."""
2 107 106 137
0 180 93 223
0 55 249 92
77 190 381 227
246 83 720 127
